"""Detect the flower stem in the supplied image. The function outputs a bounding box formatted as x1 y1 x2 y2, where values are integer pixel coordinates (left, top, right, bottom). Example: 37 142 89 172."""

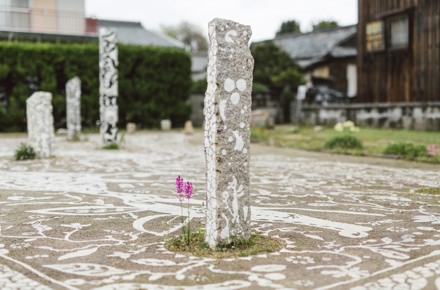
180 200 184 237
187 199 191 245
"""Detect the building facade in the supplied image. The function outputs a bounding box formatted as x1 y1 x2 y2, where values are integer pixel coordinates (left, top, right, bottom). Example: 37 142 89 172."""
0 0 85 35
357 0 440 103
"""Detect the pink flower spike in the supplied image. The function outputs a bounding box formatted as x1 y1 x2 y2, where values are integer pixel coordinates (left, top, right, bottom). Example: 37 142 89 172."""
184 181 193 199
176 175 184 194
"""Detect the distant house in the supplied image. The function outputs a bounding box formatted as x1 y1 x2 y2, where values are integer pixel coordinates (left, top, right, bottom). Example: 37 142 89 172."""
267 25 358 100
0 0 183 49
358 0 440 103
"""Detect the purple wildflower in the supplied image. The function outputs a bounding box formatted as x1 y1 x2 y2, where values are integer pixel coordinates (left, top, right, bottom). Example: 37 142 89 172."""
176 175 185 201
184 181 193 199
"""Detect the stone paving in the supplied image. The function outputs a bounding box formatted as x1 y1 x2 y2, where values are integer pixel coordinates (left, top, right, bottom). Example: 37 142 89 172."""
0 132 439 289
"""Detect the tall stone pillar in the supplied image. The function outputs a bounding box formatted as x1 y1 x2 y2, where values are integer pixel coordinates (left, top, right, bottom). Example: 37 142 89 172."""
66 76 81 140
204 18 254 249
26 92 54 158
99 28 118 144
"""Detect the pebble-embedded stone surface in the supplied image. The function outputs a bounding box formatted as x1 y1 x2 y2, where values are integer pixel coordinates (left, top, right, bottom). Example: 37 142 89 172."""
0 132 439 289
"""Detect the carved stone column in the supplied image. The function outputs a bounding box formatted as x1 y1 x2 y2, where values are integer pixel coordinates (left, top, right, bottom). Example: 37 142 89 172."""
204 18 254 249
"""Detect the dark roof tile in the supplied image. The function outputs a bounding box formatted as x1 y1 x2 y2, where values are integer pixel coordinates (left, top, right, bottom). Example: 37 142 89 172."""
98 19 184 48
264 25 357 68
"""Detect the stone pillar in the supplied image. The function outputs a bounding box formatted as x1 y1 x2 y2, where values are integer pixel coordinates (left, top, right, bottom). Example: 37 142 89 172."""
99 28 118 144
204 18 254 249
66 77 81 140
26 92 54 158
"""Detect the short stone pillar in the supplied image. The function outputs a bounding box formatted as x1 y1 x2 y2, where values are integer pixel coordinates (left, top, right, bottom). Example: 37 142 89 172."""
26 92 54 158
160 119 171 131
126 122 136 134
66 77 81 140
99 28 119 144
204 18 254 249
184 120 194 134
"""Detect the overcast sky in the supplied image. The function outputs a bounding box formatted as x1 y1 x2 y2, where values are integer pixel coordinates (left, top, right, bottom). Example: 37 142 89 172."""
85 0 357 42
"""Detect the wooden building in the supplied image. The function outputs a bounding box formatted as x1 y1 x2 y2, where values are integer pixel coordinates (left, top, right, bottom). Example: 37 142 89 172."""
357 0 440 103
273 26 358 100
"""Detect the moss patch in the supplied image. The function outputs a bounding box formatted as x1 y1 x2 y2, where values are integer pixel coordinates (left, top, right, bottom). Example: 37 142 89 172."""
415 188 440 195
165 232 283 259
102 143 119 150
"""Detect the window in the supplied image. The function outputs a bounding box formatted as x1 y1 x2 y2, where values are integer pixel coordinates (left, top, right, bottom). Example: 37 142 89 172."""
389 14 409 49
366 20 385 52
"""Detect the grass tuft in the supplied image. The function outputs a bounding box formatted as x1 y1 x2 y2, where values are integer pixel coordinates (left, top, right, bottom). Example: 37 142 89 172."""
383 142 428 159
102 143 119 150
165 231 282 259
325 134 363 150
14 143 36 161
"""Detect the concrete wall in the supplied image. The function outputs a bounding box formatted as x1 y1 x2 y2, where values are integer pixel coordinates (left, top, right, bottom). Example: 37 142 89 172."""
299 102 440 130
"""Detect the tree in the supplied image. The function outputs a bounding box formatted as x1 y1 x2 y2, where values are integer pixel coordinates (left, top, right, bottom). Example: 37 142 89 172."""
251 41 303 123
312 20 339 31
161 21 208 51
276 20 301 36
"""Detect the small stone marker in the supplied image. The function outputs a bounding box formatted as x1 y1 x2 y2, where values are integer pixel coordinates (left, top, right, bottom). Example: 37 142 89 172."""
66 77 81 140
204 18 254 249
183 120 194 134
126 122 136 134
99 28 119 144
26 92 54 158
161 119 171 131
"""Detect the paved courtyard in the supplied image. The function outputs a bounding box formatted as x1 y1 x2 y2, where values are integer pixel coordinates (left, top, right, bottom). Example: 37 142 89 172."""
0 131 439 289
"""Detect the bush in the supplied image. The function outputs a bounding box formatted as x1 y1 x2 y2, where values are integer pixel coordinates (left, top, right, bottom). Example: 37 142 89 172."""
190 79 207 95
14 143 36 160
0 41 191 131
325 134 363 150
250 128 268 143
383 142 428 158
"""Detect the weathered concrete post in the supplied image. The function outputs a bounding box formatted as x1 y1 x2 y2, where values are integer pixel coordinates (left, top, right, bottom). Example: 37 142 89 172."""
99 28 118 144
204 18 254 249
26 92 54 158
66 77 81 140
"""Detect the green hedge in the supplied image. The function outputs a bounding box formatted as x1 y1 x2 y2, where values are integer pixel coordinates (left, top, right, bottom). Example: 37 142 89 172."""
0 41 191 131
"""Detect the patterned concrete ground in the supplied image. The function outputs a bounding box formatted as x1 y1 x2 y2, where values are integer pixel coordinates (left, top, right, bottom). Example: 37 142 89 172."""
0 132 439 290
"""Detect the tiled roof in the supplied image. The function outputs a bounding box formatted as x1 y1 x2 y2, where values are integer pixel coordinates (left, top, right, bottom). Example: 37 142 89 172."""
269 25 357 68
98 19 184 48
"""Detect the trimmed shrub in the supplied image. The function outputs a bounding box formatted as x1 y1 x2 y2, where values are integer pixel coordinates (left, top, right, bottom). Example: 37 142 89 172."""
383 142 428 158
0 41 191 131
325 134 363 150
14 143 36 160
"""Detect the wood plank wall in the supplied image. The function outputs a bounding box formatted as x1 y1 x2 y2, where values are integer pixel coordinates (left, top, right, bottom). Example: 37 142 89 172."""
357 0 439 103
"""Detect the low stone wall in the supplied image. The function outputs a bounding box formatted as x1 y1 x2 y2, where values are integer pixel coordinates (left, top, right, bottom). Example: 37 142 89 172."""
300 102 440 130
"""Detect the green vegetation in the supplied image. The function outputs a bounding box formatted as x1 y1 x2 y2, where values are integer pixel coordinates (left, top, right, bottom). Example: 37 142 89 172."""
251 41 303 123
250 127 269 143
276 19 301 35
161 21 208 51
102 143 119 150
14 143 36 160
312 20 339 31
383 142 428 159
166 231 283 258
415 188 440 195
325 134 363 151
0 41 191 132
190 79 207 95
250 125 440 163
